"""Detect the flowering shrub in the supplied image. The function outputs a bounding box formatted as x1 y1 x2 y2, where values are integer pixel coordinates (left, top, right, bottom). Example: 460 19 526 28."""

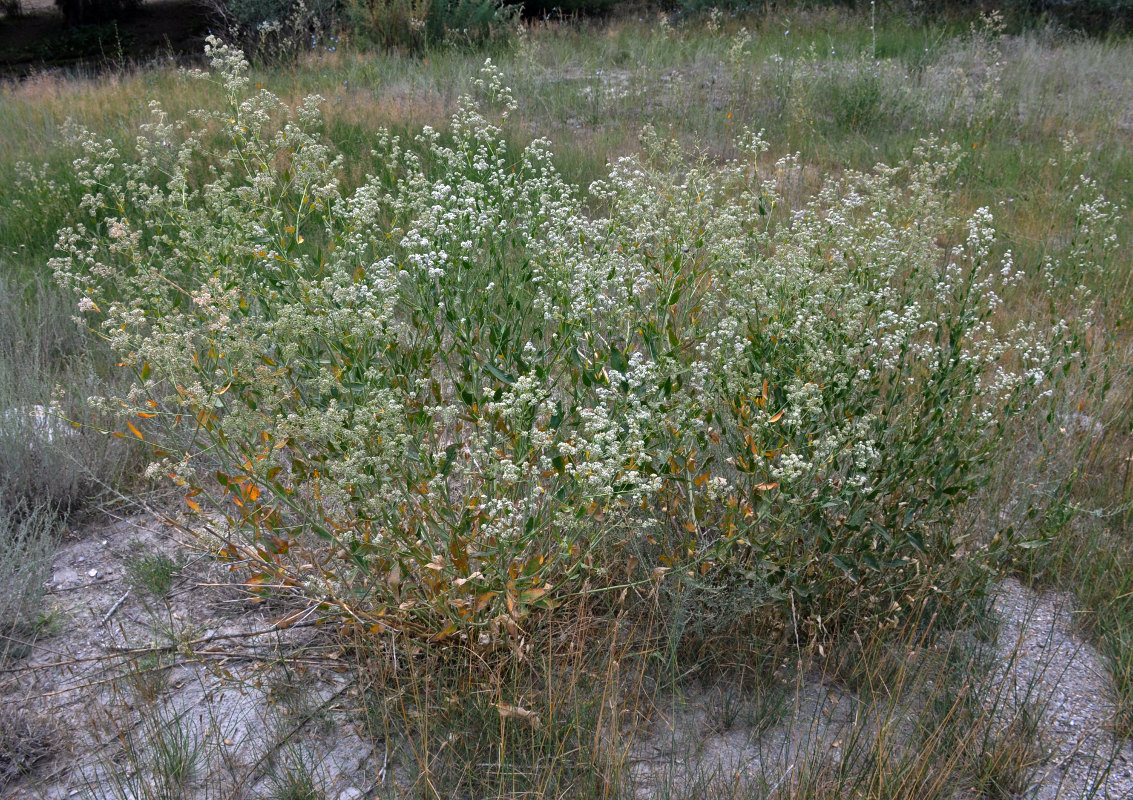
52 39 1070 646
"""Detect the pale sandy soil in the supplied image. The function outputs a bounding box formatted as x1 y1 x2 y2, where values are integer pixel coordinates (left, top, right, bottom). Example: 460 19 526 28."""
4 514 1133 799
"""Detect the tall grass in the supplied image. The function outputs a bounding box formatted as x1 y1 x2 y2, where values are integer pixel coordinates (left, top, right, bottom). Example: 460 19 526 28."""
0 271 139 514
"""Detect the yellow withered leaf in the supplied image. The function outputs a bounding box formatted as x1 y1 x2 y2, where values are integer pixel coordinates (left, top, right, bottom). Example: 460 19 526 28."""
497 704 541 728
430 623 459 642
520 586 549 603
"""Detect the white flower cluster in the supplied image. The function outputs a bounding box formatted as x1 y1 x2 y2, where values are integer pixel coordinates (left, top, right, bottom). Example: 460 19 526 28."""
49 46 1077 627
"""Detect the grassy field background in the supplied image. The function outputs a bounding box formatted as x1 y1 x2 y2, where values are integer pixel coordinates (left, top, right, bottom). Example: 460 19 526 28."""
1 5 1131 797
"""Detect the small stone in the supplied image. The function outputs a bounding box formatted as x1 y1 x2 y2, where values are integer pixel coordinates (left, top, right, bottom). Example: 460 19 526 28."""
87 569 98 578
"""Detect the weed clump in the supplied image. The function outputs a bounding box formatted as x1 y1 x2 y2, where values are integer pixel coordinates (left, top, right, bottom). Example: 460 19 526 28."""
0 708 56 788
50 38 1077 659
0 500 57 661
124 546 181 599
0 272 137 517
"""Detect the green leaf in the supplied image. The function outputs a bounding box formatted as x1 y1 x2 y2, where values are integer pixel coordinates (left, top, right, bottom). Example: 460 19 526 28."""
609 347 628 373
831 555 856 579
484 361 515 385
440 444 458 477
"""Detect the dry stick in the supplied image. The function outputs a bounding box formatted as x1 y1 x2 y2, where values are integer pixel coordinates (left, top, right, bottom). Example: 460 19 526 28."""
99 617 326 652
0 618 326 676
45 578 120 594
2 647 332 702
378 739 390 785
20 664 177 701
100 588 131 626
0 631 78 662
189 650 333 666
767 762 796 798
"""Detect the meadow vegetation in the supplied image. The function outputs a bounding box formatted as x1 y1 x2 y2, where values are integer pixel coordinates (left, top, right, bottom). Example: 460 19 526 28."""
0 5 1130 797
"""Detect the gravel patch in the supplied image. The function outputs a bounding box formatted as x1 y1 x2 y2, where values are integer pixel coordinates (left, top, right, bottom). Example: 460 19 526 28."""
991 578 1133 799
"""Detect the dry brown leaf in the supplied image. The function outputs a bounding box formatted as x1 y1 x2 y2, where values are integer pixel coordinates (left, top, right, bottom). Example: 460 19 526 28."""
497 703 542 728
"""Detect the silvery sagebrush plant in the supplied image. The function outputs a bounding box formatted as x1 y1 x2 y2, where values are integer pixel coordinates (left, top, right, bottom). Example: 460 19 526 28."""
51 38 1075 647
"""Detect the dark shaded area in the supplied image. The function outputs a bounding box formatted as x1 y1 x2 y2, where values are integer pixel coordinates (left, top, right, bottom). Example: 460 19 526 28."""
518 0 618 20
893 0 1130 32
56 0 140 26
1 0 1126 79
0 0 209 78
517 0 1130 33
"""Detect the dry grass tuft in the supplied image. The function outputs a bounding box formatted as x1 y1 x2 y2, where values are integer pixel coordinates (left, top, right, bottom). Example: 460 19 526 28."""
0 707 56 788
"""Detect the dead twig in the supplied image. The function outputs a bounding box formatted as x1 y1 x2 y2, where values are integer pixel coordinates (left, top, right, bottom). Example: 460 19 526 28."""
0 618 327 676
99 589 130 627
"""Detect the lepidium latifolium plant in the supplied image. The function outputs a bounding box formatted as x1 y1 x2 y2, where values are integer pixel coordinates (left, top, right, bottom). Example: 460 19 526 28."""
51 38 1076 652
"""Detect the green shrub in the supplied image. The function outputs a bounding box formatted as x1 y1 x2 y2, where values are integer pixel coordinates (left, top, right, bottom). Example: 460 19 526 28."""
33 21 136 63
0 500 56 660
124 547 182 599
0 273 137 516
2 152 143 519
807 58 893 133
51 39 1073 651
347 0 517 51
670 0 1130 32
206 0 338 62
671 0 754 15
947 0 1132 32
